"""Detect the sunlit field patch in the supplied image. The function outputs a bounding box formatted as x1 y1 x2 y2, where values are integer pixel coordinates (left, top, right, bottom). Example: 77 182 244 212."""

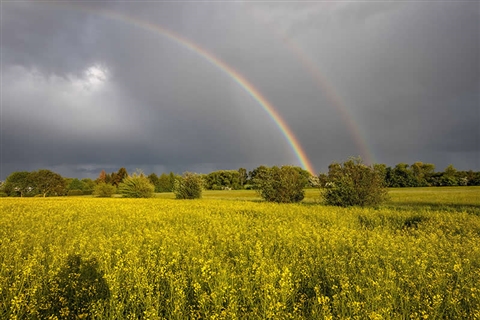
1 187 479 318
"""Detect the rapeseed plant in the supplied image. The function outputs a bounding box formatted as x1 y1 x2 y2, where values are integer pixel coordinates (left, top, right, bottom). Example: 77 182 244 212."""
0 190 479 318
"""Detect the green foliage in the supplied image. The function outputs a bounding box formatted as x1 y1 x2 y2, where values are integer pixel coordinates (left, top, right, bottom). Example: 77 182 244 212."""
147 173 159 189
204 170 241 190
118 171 155 198
93 182 116 198
238 168 248 187
30 169 66 197
67 189 84 196
4 171 32 197
68 178 85 191
322 158 389 207
0 192 7 197
173 172 203 199
254 166 307 203
81 178 95 195
248 165 270 186
152 172 176 192
385 162 436 187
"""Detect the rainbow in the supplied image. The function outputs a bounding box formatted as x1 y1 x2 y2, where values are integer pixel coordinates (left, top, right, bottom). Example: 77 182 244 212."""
243 3 375 164
51 3 317 175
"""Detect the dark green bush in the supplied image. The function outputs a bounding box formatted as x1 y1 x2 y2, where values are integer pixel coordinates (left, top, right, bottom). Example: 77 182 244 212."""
254 166 307 203
118 171 155 198
93 182 116 198
322 158 388 207
67 189 84 196
173 172 203 199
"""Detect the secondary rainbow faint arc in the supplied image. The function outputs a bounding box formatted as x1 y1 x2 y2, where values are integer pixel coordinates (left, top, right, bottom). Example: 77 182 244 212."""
56 4 316 175
243 3 375 164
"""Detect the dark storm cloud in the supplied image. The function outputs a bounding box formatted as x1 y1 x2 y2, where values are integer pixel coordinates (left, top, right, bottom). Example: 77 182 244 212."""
1 1 478 179
259 1 479 170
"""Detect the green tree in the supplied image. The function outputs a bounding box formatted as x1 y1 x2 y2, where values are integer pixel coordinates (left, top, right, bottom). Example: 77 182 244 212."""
81 178 96 195
30 169 66 197
318 173 328 187
322 158 388 207
444 164 457 177
386 163 417 187
105 172 114 185
373 163 387 184
118 171 155 198
169 172 177 189
68 178 85 191
93 183 116 197
466 171 480 186
148 173 159 191
238 168 248 187
249 165 270 188
410 162 435 187
173 172 203 199
204 170 241 190
156 173 174 192
254 166 307 203
440 164 458 186
294 167 311 187
4 171 32 197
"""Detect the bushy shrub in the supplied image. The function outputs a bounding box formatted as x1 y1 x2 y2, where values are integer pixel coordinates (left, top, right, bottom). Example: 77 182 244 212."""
254 166 307 203
67 189 84 196
93 183 116 198
0 192 7 197
322 158 388 207
118 171 155 198
173 172 203 199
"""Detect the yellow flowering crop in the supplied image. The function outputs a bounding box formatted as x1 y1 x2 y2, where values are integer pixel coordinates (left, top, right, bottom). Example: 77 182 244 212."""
0 187 479 318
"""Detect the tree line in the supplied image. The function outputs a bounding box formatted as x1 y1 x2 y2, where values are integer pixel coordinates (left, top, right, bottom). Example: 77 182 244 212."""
1 161 479 198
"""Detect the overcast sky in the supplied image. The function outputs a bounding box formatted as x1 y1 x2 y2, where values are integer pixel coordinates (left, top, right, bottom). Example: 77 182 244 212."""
1 1 479 179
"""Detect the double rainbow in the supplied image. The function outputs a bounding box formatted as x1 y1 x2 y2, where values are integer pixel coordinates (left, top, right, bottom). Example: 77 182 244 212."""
49 3 317 174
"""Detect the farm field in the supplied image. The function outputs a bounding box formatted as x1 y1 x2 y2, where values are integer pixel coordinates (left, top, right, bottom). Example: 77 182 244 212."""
1 187 479 319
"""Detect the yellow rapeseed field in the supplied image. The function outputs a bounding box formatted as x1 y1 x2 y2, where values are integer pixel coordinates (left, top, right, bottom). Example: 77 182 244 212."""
1 187 479 319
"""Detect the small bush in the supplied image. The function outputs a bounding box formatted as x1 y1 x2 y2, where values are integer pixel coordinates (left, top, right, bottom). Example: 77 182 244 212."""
0 192 7 197
173 172 203 199
322 157 388 207
118 171 155 198
93 183 116 198
254 166 307 203
67 189 84 196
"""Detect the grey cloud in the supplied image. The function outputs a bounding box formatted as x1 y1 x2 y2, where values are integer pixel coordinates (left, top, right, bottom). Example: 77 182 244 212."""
1 2 478 180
